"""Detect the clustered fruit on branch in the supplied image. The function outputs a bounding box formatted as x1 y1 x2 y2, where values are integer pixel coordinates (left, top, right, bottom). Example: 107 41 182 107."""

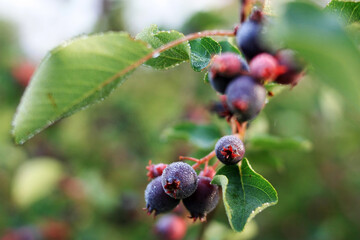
144 7 305 239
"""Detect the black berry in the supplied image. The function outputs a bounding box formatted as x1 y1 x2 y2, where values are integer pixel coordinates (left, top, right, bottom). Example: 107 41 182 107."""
236 10 270 60
274 49 304 86
183 176 220 221
215 135 245 165
225 76 266 122
161 162 198 199
145 177 180 216
209 53 249 94
154 214 187 240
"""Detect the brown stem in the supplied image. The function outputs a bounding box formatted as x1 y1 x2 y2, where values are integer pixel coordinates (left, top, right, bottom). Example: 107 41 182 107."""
193 151 216 169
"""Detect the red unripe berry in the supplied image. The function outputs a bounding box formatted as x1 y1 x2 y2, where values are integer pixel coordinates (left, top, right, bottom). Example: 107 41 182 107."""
11 61 36 87
146 160 168 180
250 53 284 81
274 49 304 86
154 214 187 240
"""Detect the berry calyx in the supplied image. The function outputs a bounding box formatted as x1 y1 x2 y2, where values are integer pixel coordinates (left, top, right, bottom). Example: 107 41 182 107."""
209 53 249 94
225 76 266 122
145 177 180 216
154 214 187 240
161 162 198 199
183 176 220 222
215 135 245 165
146 160 168 180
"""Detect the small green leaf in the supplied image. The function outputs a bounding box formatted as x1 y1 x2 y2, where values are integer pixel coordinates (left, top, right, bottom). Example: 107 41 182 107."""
219 40 242 54
212 158 278 232
12 32 152 144
161 122 222 149
325 0 360 24
247 134 312 151
136 24 190 69
270 2 360 112
189 37 221 72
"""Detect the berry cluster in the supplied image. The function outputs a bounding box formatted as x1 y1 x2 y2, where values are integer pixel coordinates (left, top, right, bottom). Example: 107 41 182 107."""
144 161 219 222
144 8 306 239
210 10 304 123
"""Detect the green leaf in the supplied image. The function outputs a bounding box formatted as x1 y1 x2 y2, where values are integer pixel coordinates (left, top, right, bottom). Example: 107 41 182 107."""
136 24 190 69
189 37 221 72
219 40 242 54
247 135 312 151
325 0 360 24
12 32 152 144
161 122 222 149
204 71 210 84
270 2 360 112
212 158 278 232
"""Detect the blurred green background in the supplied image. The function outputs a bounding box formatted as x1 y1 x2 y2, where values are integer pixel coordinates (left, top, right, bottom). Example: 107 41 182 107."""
0 0 359 239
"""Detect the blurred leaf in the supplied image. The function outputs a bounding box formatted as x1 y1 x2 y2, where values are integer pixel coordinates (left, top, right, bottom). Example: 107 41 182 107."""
12 32 152 144
136 24 190 69
212 158 278 232
189 37 221 72
247 134 312 151
204 220 259 240
162 122 222 149
270 2 360 112
219 41 242 54
12 157 63 208
325 1 360 24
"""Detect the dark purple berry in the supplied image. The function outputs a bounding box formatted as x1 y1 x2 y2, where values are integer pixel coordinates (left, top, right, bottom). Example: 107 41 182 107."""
154 214 187 240
209 53 249 94
274 49 304 86
161 162 198 199
145 177 180 216
183 176 220 221
225 76 266 122
236 10 270 60
215 135 245 165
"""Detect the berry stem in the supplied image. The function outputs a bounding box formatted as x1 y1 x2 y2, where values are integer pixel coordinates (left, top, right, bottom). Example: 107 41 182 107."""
192 151 216 169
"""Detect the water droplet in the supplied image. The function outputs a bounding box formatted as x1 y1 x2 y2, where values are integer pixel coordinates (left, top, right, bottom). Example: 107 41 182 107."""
152 52 160 58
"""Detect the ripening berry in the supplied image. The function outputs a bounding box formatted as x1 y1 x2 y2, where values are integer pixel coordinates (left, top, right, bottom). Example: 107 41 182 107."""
209 53 249 94
250 53 282 82
199 167 216 179
183 176 220 221
145 177 180 216
274 49 304 86
225 76 266 122
161 162 198 199
146 160 168 180
154 214 187 240
236 10 270 60
215 135 245 165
